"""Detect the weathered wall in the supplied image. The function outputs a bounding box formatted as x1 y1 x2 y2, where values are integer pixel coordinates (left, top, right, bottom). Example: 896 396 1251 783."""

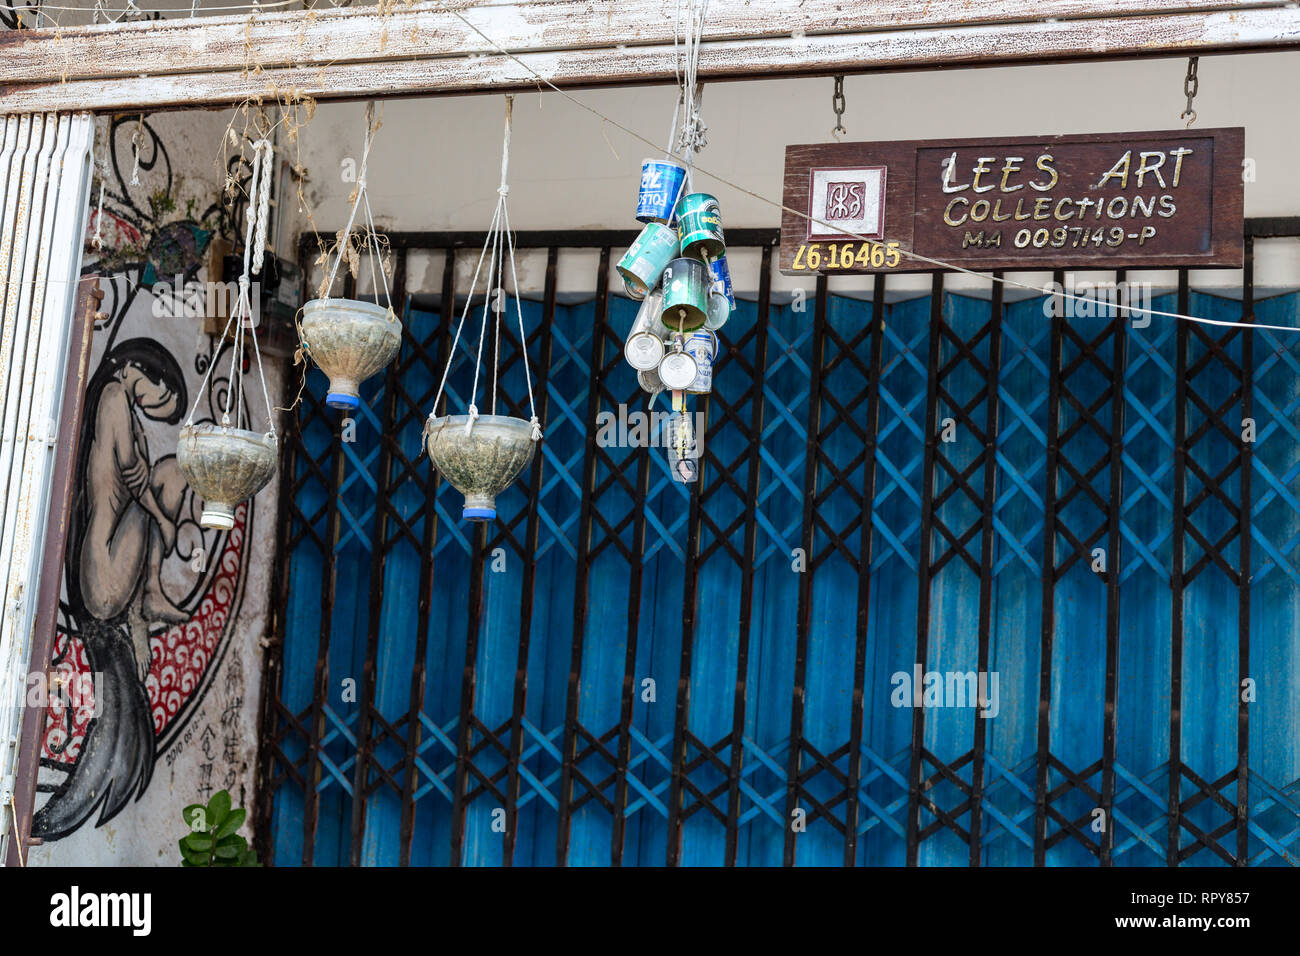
26 109 284 867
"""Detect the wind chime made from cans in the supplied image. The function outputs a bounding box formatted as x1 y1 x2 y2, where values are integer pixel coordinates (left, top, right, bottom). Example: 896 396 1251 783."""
615 0 734 484
177 138 278 530
300 102 403 412
425 95 544 523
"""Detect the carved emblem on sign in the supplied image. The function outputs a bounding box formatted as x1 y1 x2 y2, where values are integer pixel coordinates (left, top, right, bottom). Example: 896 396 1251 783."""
808 166 886 241
825 182 865 219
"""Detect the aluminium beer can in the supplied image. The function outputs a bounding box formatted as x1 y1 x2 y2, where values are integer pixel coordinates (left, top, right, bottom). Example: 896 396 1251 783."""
624 290 667 370
684 330 716 395
675 192 726 260
707 254 736 310
638 366 665 398
704 285 731 332
617 222 679 300
636 158 688 224
658 348 699 391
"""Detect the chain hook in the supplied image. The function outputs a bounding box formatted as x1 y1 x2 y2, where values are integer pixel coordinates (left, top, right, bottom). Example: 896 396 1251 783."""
831 75 847 140
1180 56 1199 128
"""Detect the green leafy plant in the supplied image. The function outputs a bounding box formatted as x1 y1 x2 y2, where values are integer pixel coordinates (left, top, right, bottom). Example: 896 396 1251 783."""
178 790 260 867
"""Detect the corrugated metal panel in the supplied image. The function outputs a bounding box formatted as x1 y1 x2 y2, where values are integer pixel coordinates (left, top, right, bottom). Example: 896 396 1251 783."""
0 112 94 865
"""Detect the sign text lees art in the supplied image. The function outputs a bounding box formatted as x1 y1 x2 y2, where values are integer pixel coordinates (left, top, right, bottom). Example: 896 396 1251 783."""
780 128 1244 274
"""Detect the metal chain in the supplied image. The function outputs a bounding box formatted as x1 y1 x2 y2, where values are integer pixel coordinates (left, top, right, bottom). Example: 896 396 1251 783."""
831 75 846 138
1181 56 1199 128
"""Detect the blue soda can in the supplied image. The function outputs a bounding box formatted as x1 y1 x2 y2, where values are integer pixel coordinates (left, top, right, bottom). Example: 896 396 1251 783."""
708 254 736 311
636 158 688 224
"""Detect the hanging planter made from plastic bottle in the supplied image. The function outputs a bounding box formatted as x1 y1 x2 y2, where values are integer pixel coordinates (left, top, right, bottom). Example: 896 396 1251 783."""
301 102 402 412
425 96 544 523
177 139 279 530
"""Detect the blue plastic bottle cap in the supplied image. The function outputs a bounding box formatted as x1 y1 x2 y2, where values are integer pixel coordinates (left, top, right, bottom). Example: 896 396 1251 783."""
326 392 360 411
463 507 496 522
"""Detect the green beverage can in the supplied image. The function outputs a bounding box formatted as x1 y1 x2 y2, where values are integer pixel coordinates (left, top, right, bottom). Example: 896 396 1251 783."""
617 222 679 300
675 192 725 260
659 257 709 332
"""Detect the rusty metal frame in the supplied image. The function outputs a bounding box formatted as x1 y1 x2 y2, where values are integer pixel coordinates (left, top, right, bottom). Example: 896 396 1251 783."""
3 277 101 868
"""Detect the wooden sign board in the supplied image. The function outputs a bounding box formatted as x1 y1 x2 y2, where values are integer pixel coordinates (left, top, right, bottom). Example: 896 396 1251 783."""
780 128 1244 275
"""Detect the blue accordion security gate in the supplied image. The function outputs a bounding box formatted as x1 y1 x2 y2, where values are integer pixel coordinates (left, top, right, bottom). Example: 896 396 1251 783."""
256 223 1300 866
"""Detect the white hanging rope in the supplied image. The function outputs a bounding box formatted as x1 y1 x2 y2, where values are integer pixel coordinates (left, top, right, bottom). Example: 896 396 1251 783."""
675 0 710 190
128 114 144 187
223 139 272 429
252 147 271 275
664 91 682 161
185 138 277 440
467 205 504 434
361 189 392 306
429 94 543 441
320 101 393 314
430 201 501 430
89 117 109 251
502 202 542 440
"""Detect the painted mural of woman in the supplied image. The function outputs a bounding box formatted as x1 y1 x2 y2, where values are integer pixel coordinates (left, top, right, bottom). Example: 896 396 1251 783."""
33 339 192 839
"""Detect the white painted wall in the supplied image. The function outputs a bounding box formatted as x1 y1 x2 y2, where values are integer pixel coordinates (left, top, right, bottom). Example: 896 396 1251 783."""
297 51 1300 297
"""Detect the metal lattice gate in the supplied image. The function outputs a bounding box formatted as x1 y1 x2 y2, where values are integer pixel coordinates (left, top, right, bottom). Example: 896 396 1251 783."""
256 224 1300 866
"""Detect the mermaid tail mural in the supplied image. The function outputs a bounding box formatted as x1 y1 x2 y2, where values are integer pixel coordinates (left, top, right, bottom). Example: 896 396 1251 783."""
31 115 264 841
